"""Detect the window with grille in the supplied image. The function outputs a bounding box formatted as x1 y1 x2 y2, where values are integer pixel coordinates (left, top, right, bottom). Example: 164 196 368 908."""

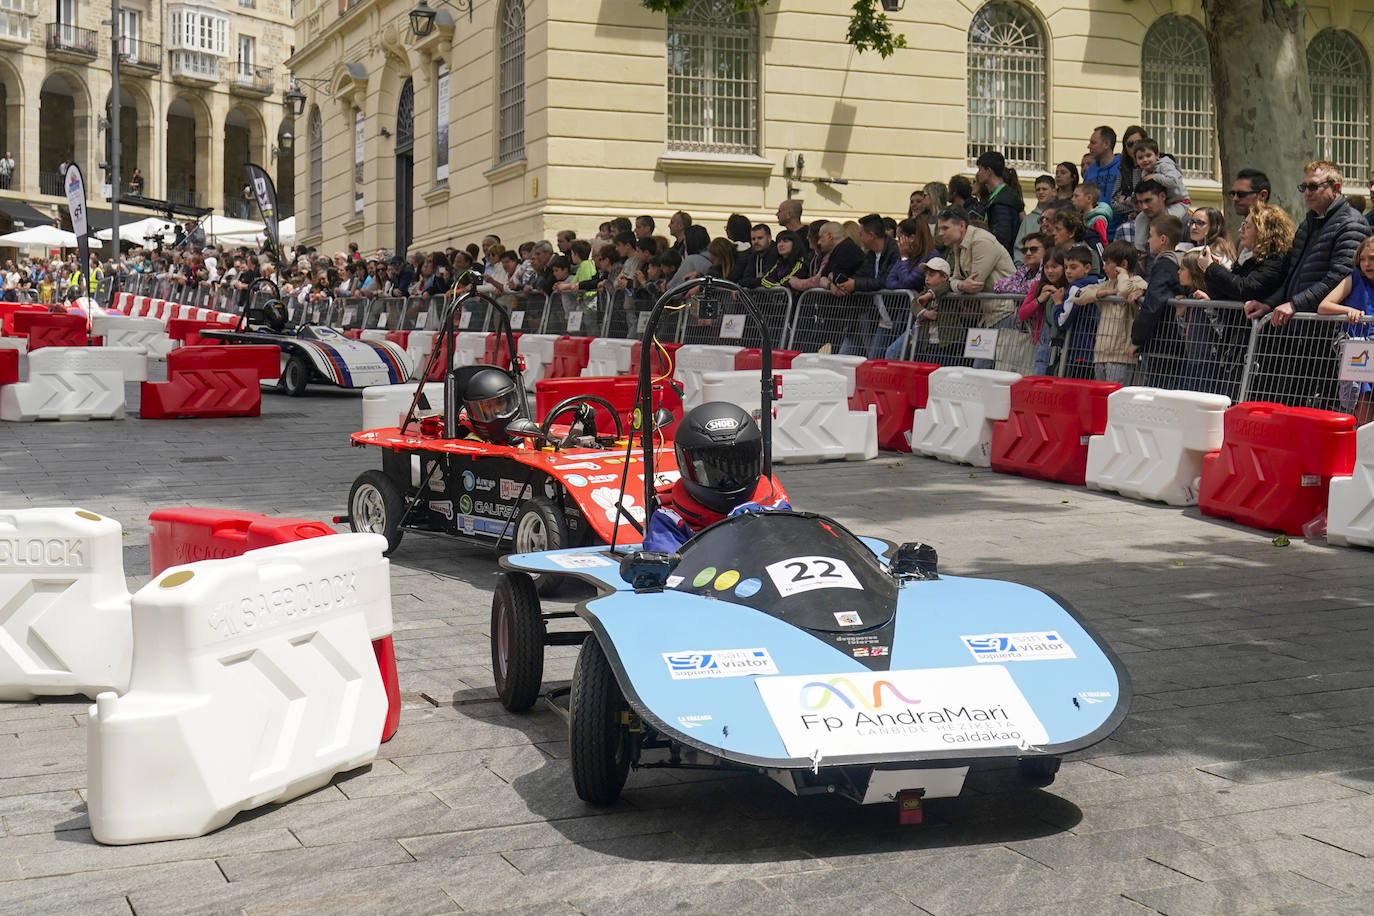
966 1 1046 170
497 0 525 165
309 107 322 234
666 0 759 154
1141 16 1215 180
1309 30 1370 182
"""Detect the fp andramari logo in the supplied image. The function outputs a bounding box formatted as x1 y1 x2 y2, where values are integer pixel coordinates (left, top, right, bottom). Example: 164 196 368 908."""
799 677 919 711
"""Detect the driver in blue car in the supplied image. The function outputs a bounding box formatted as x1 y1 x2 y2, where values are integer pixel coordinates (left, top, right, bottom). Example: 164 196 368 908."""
644 402 790 552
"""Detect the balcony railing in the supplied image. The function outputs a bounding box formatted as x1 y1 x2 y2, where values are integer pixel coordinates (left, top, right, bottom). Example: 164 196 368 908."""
46 22 97 56
226 61 274 95
167 188 200 208
118 36 162 70
169 49 218 83
39 170 66 196
222 197 253 219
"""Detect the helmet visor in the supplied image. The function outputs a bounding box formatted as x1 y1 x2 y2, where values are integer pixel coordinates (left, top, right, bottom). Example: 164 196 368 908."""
679 439 762 495
467 388 522 423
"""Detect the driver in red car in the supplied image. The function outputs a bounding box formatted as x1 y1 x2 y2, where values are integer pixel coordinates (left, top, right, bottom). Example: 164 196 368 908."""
644 402 790 552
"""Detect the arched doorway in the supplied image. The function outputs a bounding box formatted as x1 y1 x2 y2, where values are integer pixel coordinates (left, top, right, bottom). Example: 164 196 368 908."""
395 77 414 257
39 72 89 194
0 60 19 190
103 86 142 197
223 108 253 217
165 96 207 208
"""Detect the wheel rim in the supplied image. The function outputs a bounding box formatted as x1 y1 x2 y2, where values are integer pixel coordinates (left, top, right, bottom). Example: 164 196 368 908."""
352 484 387 534
494 598 510 681
515 511 546 552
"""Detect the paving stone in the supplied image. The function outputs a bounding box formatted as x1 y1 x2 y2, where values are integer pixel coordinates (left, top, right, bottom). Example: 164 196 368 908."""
1125 871 1348 915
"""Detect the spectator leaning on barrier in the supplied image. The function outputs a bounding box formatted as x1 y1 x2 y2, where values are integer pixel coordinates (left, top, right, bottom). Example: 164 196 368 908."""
1130 214 1187 387
901 256 958 360
1014 175 1055 266
1083 125 1122 235
1018 245 1067 375
888 218 937 293
760 230 806 289
934 205 1015 310
1198 203 1294 304
994 231 1046 298
835 213 903 356
1054 244 1106 378
1318 234 1374 422
975 151 1024 256
1247 160 1370 328
1075 240 1148 385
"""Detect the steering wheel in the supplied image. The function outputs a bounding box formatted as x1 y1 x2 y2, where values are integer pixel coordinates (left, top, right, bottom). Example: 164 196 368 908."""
238 277 287 333
539 396 625 449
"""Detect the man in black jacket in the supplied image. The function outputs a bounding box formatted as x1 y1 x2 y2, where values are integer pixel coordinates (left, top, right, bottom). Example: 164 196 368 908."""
975 150 1024 256
1244 160 1370 405
729 224 778 288
833 214 899 356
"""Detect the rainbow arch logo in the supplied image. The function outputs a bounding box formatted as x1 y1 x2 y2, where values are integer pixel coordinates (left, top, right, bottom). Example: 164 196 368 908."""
799 677 920 711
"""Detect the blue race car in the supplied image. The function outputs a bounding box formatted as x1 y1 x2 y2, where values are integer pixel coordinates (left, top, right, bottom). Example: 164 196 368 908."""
489 278 1131 819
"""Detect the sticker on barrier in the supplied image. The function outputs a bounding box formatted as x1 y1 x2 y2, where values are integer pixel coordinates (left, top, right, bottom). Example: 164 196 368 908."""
0 508 133 701
87 533 393 845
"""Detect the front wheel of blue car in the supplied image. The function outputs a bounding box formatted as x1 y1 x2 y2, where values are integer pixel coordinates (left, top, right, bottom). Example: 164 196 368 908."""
570 636 633 804
1018 755 1061 787
492 572 545 712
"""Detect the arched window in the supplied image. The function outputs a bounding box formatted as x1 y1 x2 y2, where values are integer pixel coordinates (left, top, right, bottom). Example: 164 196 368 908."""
1309 30 1370 181
497 0 525 165
308 106 322 234
967 2 1046 169
666 0 759 154
1141 16 1215 179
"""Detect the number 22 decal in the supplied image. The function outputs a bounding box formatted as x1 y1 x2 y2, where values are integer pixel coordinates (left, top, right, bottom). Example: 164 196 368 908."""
765 556 863 597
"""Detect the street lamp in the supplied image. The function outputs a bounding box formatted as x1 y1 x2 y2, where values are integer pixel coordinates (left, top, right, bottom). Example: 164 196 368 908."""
880 0 905 10
408 0 471 38
282 75 331 118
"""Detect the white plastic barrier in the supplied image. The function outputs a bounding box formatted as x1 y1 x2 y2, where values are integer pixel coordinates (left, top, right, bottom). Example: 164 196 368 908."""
91 316 177 358
0 335 26 354
0 508 133 701
911 367 1020 467
517 334 559 391
359 329 389 344
674 344 744 411
0 347 131 421
87 533 392 845
361 383 445 431
1326 420 1374 548
583 338 635 377
791 353 866 398
1084 387 1229 506
406 331 438 378
701 368 878 463
453 334 488 369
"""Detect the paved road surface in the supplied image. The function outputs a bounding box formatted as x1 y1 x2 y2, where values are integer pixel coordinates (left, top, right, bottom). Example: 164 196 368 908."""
2 384 1373 914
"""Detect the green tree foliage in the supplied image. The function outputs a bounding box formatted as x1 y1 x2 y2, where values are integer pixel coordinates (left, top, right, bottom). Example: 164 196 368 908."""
638 0 907 58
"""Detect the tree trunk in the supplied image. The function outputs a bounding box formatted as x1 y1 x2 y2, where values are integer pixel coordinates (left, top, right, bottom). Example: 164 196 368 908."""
1205 0 1313 215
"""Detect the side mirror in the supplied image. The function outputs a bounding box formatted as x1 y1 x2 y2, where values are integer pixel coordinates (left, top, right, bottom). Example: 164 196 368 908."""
619 550 680 592
890 542 938 581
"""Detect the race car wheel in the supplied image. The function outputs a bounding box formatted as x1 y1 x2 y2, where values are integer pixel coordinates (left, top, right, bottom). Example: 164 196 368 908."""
491 572 545 713
569 636 633 805
512 495 569 597
279 353 311 397
348 470 405 554
1018 755 1061 787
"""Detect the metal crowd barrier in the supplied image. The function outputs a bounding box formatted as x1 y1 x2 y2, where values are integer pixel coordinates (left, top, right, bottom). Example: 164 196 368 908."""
790 289 917 357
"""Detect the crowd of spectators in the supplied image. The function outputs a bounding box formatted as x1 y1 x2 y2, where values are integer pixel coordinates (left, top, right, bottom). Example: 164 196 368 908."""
4 122 1373 417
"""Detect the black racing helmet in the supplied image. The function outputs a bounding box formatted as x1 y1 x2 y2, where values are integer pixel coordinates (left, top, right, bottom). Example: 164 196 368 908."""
674 401 763 514
463 366 524 442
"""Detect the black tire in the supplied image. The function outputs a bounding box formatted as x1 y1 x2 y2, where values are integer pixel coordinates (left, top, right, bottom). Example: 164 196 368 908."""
279 353 311 396
348 469 405 554
491 572 545 712
1018 755 1061 787
511 494 569 597
569 636 633 804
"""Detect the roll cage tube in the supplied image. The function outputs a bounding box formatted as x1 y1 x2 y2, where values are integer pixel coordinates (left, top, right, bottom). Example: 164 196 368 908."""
400 282 526 436
635 276 774 522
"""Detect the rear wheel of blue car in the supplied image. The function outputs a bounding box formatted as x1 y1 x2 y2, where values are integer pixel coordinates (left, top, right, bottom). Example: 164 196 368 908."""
349 470 405 554
492 572 545 712
570 636 632 804
279 353 310 396
1018 756 1061 787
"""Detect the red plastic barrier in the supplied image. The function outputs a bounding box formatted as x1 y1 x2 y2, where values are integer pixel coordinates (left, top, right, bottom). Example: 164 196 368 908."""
628 340 683 378
734 349 801 371
0 303 47 336
536 375 684 439
990 377 1120 485
147 507 401 742
852 359 942 452
550 336 593 378
139 345 280 419
425 332 452 382
18 313 87 350
167 318 234 347
1199 402 1357 535
484 331 522 367
385 330 410 349
343 329 364 340
0 348 17 387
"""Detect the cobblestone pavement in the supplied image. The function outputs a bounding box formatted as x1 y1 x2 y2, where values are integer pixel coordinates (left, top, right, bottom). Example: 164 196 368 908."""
2 383 1374 915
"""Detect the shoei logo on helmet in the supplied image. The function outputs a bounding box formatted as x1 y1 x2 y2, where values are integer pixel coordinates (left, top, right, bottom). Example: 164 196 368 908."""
704 417 739 433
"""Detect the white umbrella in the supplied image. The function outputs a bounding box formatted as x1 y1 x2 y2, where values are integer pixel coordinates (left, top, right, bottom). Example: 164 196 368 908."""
201 214 266 240
0 226 102 249
96 217 177 244
278 216 295 244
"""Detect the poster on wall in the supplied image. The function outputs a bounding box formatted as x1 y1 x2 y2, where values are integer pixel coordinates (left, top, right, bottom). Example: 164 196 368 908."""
436 66 450 183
